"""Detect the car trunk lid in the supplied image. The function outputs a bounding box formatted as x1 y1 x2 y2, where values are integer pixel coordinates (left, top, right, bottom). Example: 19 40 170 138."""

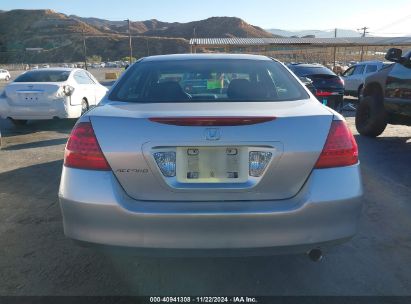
5 83 64 106
308 74 344 90
90 100 333 201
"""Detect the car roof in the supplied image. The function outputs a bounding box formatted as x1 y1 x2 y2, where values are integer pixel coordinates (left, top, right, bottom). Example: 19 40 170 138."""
352 61 385 65
30 67 78 72
288 63 327 68
141 53 272 62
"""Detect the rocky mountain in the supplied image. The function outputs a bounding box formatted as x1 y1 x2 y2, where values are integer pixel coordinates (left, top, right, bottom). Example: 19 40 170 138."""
0 9 277 63
141 17 276 39
71 15 276 38
70 16 174 35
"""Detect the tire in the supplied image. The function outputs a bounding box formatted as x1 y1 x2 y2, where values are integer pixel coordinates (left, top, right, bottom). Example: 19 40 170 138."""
5 76 10 81
355 96 387 137
81 99 89 115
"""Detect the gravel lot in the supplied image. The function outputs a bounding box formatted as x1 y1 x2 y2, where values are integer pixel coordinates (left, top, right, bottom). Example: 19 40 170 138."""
0 70 410 296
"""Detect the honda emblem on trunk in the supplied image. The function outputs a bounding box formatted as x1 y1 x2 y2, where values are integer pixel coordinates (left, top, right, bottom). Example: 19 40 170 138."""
205 128 221 141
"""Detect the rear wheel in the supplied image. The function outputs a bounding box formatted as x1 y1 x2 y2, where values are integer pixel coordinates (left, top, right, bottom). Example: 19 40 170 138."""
10 119 28 126
5 76 10 81
81 99 89 115
355 96 387 137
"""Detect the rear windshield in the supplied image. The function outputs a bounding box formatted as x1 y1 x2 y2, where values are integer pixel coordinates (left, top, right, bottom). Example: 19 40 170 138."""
109 59 308 103
288 65 335 77
14 70 71 82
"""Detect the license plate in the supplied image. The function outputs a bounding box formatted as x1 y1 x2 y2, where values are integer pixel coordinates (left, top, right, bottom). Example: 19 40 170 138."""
19 93 39 102
176 147 249 183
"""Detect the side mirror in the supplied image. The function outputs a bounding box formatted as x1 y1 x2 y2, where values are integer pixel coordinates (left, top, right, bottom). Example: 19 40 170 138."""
298 76 313 85
385 48 404 63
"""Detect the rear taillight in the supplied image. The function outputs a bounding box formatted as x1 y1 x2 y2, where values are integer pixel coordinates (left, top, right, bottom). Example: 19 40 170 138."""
57 85 75 97
316 91 333 97
64 122 110 170
63 85 75 96
315 120 358 169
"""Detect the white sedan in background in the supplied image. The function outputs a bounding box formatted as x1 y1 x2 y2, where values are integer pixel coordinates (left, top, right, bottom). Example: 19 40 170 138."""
0 69 11 81
0 68 108 125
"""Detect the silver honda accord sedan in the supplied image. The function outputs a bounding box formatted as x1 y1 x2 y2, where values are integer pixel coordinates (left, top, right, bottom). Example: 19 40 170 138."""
59 54 363 257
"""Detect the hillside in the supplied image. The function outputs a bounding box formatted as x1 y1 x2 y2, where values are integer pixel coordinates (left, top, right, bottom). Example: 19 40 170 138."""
0 9 106 63
142 17 276 39
0 9 277 63
70 16 174 35
71 15 276 38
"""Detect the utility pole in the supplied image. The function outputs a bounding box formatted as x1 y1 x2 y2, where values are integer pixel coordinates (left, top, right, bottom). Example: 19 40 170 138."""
358 26 369 61
192 27 197 54
358 26 369 38
125 19 133 64
333 28 337 71
82 28 87 70
146 38 149 56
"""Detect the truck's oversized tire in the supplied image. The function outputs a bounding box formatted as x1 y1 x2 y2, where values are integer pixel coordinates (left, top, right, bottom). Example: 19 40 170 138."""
355 96 387 137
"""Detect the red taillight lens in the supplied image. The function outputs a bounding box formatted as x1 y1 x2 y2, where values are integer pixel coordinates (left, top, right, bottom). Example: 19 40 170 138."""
315 120 358 169
64 122 110 170
149 117 276 126
316 91 333 97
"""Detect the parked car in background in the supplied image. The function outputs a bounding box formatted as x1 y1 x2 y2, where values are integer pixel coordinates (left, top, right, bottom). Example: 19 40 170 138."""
342 61 392 100
91 63 105 68
0 68 108 125
0 69 11 81
42 64 50 68
59 54 362 258
355 48 411 137
105 62 120 68
332 64 348 75
287 63 344 111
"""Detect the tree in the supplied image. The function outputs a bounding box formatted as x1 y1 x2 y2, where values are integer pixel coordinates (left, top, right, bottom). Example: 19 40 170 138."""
121 56 137 62
87 55 102 63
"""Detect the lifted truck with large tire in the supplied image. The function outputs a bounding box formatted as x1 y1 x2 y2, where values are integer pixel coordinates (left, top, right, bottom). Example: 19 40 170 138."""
356 48 411 137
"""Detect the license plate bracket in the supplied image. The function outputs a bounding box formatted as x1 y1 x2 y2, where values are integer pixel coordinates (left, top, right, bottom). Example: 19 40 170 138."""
176 146 249 183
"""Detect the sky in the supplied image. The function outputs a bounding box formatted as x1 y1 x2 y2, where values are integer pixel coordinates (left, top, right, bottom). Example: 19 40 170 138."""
1 0 411 36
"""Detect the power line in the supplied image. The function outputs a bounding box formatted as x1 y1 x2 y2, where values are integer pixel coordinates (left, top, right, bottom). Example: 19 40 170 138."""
374 14 411 32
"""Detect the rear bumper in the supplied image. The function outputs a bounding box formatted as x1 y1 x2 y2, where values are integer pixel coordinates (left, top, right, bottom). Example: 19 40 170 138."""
59 165 363 254
0 97 81 120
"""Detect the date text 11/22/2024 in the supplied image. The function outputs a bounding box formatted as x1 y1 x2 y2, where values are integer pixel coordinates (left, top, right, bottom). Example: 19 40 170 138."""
149 296 258 303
